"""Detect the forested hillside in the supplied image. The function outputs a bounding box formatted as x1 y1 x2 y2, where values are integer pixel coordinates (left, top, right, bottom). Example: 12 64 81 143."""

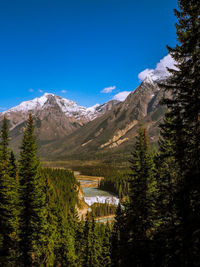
0 115 113 266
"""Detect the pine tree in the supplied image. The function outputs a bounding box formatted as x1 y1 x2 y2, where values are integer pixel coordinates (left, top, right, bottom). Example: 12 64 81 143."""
9 151 18 181
81 213 101 267
126 128 157 267
56 215 77 267
42 173 57 266
90 216 100 267
18 114 48 266
82 212 92 267
0 117 19 265
161 1 200 265
157 112 178 230
111 203 125 267
102 223 111 267
75 219 85 266
153 113 181 266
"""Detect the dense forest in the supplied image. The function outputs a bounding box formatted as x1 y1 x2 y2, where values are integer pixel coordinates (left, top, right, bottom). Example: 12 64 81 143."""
0 0 200 266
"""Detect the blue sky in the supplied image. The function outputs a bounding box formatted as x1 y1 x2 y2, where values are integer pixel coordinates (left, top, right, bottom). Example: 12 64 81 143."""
0 0 177 110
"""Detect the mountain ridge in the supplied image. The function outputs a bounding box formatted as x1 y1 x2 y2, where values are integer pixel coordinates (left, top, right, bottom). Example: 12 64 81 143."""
2 93 120 121
0 93 120 156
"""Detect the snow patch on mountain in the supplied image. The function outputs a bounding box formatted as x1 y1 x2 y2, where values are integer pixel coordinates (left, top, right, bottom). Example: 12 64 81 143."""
138 54 178 83
86 104 101 120
86 104 100 113
113 91 131 102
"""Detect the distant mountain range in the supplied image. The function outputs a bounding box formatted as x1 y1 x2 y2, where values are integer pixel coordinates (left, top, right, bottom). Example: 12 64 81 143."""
0 93 119 156
0 55 174 161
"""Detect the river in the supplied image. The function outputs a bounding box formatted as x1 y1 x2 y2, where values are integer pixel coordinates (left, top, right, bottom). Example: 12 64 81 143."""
74 171 119 206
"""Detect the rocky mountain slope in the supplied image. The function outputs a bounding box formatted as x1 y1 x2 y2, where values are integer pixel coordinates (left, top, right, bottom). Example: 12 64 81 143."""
39 76 170 160
0 93 119 154
43 54 175 161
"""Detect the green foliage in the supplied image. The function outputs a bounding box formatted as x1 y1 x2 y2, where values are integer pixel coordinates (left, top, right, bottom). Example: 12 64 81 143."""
125 129 157 266
102 224 111 267
81 213 111 267
0 115 114 266
0 117 20 266
111 203 126 267
90 203 117 218
41 167 80 266
42 167 79 214
159 0 200 264
55 215 77 267
18 114 48 266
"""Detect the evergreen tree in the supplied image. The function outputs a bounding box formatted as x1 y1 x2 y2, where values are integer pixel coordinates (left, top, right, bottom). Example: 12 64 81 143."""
81 213 102 267
75 219 85 266
41 167 80 266
102 223 111 267
56 215 77 267
111 203 127 267
9 151 18 181
42 173 57 266
126 129 157 267
90 216 100 267
153 113 181 266
157 112 178 230
82 212 92 267
161 1 200 265
0 117 19 266
18 114 48 266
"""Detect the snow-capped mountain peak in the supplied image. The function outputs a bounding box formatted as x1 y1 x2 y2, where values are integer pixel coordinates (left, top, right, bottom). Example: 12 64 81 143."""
3 94 50 114
0 93 119 146
43 92 54 97
2 93 80 117
2 93 115 122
